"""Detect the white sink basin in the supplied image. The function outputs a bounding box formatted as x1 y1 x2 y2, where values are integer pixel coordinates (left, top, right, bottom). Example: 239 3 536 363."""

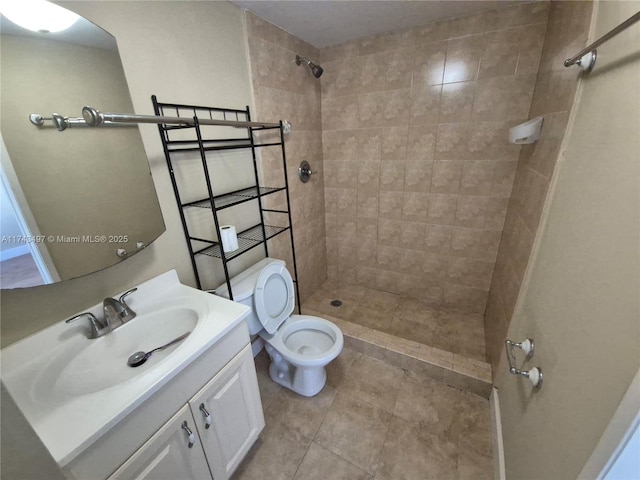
32 306 199 400
1 270 250 466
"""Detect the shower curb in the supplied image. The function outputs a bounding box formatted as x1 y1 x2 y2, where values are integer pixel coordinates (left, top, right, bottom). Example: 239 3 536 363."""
302 307 492 398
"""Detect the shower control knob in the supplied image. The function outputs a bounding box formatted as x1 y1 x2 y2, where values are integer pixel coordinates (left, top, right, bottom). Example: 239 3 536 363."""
298 161 313 183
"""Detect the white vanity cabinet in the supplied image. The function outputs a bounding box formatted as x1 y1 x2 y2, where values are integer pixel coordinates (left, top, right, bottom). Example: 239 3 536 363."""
189 345 264 480
107 405 210 480
107 345 264 480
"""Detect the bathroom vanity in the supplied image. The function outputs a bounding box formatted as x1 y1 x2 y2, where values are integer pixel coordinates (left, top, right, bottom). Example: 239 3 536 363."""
1 271 265 480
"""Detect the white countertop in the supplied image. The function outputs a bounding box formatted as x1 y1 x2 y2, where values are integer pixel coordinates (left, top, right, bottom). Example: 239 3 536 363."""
1 270 249 466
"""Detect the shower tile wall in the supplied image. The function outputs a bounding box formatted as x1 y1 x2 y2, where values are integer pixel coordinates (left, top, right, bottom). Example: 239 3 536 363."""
320 2 549 315
245 12 327 302
484 0 594 369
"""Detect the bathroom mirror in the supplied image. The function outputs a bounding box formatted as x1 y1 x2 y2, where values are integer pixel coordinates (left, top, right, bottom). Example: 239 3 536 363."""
0 4 165 289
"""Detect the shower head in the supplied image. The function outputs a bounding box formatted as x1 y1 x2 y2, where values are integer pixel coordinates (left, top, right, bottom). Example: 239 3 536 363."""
295 55 323 78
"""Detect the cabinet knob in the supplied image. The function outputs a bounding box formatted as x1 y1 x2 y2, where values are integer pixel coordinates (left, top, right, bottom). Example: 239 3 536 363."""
181 421 195 448
199 403 212 429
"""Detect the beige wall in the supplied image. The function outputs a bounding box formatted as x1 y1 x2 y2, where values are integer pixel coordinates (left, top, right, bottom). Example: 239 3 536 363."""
245 12 327 302
497 0 640 477
1 35 164 280
1 0 254 347
1 385 65 479
484 1 593 369
319 2 548 316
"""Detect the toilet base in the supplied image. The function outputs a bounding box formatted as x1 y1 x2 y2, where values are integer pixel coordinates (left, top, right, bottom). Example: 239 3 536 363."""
265 343 327 397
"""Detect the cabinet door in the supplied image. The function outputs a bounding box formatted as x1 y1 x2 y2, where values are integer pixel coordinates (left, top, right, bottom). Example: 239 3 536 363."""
107 405 211 480
189 345 265 480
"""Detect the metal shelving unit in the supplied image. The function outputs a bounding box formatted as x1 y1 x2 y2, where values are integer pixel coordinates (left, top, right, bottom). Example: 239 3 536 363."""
152 95 300 307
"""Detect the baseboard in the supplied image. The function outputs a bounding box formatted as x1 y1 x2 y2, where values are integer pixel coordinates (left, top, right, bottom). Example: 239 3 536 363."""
490 387 506 480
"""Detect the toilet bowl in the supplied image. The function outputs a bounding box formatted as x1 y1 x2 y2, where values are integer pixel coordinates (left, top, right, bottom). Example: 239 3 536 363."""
215 258 343 397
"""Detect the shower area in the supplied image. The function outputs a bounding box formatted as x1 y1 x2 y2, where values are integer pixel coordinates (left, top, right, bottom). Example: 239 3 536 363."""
245 1 592 387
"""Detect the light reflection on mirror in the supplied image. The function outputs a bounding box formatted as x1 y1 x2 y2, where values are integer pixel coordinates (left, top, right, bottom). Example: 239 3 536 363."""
0 0 80 33
0 3 165 289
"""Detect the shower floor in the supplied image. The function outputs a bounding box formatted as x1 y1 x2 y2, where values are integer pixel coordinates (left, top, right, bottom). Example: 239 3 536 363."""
302 280 487 363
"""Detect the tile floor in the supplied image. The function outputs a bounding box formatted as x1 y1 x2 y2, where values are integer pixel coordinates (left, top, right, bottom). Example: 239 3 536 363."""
232 348 494 480
303 280 487 362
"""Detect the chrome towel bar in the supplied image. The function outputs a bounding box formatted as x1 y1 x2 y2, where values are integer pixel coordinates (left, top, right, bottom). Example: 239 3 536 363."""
564 10 640 71
29 106 289 133
81 106 280 129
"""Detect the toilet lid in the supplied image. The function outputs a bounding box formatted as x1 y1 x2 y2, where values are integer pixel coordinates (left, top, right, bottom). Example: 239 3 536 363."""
254 263 295 334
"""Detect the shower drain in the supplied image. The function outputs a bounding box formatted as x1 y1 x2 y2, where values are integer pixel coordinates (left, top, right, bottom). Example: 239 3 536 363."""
330 299 342 307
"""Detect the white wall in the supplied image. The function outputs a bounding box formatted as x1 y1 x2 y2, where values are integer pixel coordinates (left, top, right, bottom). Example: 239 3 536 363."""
1 0 255 346
0 178 26 254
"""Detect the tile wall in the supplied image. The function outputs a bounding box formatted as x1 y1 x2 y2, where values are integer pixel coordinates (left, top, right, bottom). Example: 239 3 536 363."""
484 1 594 368
320 2 549 314
245 12 327 301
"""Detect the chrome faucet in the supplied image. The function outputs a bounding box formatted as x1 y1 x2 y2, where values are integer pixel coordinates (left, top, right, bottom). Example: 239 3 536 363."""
103 287 137 329
65 287 138 339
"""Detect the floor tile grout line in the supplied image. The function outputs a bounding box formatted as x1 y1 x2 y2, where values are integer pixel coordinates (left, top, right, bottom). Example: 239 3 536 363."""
367 402 396 479
289 438 314 480
371 368 412 472
335 382 399 416
314 440 376 479
311 353 394 477
337 353 405 414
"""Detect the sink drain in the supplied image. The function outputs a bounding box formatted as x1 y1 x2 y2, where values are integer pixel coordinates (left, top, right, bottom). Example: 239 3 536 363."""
330 299 342 307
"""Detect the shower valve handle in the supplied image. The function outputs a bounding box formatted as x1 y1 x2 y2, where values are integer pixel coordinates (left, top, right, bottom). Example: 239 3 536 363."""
298 161 313 183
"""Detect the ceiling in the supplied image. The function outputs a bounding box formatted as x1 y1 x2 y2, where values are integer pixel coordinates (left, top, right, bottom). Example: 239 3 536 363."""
232 0 521 48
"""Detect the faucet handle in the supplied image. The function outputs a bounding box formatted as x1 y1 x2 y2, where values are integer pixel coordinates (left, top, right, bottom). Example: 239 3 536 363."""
118 287 138 322
65 312 108 339
119 287 137 306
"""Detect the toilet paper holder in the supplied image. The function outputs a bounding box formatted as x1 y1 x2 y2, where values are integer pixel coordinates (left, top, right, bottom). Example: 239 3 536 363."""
505 338 543 389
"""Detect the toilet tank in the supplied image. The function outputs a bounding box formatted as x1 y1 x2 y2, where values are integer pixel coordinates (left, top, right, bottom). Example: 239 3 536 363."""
214 257 285 335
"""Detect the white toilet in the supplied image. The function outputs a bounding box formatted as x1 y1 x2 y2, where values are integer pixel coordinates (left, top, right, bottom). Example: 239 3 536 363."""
215 258 343 397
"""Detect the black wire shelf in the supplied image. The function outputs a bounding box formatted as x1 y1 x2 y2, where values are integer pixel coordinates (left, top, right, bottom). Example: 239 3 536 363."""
153 97 301 311
165 140 283 153
183 186 285 211
194 224 290 260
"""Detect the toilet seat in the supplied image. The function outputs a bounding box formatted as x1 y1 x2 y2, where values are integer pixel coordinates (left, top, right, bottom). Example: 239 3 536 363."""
215 257 344 397
263 315 344 367
254 262 295 334
253 263 343 368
